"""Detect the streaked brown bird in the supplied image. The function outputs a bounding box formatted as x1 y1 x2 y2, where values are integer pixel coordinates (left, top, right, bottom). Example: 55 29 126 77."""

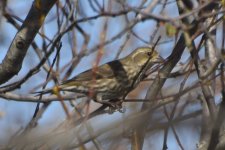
36 47 162 110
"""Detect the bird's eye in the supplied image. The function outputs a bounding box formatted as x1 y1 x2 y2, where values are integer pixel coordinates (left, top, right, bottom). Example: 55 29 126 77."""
147 52 152 56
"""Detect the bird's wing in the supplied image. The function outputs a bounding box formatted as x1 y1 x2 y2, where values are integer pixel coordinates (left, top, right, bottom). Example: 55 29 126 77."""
62 60 122 84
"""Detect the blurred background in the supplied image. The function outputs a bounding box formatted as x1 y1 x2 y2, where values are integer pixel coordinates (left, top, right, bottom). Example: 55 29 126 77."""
0 0 223 149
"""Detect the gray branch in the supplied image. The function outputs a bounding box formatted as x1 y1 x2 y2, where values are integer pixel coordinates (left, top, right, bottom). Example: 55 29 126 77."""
0 0 57 84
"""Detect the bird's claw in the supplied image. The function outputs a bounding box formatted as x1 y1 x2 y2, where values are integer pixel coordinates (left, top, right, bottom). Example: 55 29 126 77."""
118 107 126 113
106 101 126 114
106 107 116 114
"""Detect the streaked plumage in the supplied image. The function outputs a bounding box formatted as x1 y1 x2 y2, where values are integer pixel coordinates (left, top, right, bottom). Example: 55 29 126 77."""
36 47 162 108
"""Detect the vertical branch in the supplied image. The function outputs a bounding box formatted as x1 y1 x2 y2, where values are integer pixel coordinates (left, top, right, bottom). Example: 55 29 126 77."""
207 64 225 150
177 1 218 150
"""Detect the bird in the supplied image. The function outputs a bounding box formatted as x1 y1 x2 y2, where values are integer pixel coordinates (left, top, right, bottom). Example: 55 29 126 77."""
35 47 162 111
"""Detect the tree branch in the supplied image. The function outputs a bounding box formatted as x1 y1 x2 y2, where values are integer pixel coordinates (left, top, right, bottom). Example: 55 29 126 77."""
0 0 57 84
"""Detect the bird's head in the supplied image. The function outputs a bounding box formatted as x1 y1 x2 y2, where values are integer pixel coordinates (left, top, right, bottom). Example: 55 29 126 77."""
129 47 162 67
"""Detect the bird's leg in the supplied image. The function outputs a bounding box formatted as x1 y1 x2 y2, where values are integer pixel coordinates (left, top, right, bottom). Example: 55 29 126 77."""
116 93 129 113
106 99 126 113
95 96 117 114
95 96 125 113
107 100 125 114
112 99 125 113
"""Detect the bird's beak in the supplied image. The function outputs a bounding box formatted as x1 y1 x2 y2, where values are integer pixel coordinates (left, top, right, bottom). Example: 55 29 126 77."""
152 55 164 63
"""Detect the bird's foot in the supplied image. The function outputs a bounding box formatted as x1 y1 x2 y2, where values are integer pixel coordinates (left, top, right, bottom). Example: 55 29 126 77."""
118 107 126 113
106 100 125 114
